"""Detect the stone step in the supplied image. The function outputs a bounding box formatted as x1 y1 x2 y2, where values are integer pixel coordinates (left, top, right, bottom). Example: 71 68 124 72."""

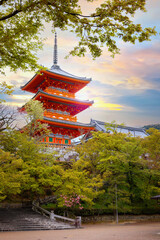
0 208 75 231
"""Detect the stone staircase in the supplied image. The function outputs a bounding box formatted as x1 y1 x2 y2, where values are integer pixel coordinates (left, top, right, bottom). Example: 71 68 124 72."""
0 208 75 231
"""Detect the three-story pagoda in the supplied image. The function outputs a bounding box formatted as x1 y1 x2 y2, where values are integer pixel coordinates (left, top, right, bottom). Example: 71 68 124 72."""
21 33 94 146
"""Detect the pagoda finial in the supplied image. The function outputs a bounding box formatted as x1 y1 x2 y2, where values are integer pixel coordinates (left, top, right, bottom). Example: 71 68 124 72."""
53 32 58 65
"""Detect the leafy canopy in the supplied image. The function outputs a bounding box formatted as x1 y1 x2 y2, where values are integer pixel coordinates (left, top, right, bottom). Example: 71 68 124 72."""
0 130 103 205
142 128 160 170
0 0 157 73
21 99 51 140
76 129 160 212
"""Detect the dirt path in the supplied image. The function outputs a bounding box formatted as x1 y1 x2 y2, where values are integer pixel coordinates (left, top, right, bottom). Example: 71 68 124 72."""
0 222 160 240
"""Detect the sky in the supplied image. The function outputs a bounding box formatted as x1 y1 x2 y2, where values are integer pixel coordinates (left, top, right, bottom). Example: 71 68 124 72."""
1 0 160 127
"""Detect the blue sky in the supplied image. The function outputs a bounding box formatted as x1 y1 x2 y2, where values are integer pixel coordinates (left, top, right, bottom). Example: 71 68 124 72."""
1 0 160 127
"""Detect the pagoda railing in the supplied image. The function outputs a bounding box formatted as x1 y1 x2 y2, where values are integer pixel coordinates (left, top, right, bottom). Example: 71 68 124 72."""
44 87 75 99
44 110 77 122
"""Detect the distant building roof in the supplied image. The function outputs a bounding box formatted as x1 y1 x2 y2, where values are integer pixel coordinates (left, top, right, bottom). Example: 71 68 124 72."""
72 119 148 145
90 119 148 138
151 195 160 199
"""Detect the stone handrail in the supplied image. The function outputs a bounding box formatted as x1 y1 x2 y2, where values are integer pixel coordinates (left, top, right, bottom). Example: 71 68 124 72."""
32 202 81 228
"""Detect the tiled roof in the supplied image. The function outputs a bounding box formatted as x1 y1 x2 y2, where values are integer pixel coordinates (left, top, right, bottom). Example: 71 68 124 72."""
44 116 94 128
48 65 92 81
34 89 94 105
90 119 148 138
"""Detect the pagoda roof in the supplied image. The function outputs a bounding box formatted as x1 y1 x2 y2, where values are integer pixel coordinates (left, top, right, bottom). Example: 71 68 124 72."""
34 89 93 106
42 116 95 130
48 65 91 81
21 66 91 94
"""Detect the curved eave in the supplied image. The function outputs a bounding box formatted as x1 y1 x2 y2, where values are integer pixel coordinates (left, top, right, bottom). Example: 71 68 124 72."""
21 69 91 93
42 117 95 130
48 65 91 82
34 90 94 107
21 73 41 93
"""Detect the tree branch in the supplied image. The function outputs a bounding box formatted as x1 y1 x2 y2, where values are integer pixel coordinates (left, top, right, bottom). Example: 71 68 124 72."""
65 11 101 18
0 1 41 21
0 9 22 21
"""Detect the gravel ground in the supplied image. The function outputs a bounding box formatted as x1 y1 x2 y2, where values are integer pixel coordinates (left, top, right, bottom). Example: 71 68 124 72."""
0 222 160 240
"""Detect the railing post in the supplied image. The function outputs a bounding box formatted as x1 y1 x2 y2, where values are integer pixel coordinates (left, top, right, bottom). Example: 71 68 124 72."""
75 216 81 228
50 210 55 221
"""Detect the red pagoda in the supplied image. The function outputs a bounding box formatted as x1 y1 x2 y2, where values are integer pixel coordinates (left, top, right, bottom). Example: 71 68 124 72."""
21 33 94 146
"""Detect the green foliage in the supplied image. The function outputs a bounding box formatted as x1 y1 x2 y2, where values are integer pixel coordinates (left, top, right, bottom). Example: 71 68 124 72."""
22 99 51 140
0 81 14 103
57 164 104 208
76 129 160 214
0 131 61 200
0 0 157 72
143 124 160 130
0 149 23 201
0 130 103 206
142 128 160 170
0 102 160 215
25 99 44 122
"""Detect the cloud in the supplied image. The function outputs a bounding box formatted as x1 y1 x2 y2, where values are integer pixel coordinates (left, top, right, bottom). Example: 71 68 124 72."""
11 94 32 101
87 40 160 92
93 97 123 111
117 89 160 115
0 70 33 88
3 101 23 107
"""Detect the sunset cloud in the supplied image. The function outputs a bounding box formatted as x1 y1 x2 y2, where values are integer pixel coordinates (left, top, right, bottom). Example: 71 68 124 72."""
3 101 23 107
11 94 32 101
93 97 123 111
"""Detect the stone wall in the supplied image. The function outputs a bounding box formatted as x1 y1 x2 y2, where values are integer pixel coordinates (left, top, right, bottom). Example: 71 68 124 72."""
82 214 160 223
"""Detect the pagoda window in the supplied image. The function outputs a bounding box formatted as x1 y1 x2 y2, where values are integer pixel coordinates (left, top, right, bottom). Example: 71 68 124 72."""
65 139 68 144
49 137 53 142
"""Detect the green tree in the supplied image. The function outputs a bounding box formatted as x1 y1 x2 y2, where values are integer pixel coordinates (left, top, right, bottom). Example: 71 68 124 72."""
57 163 104 207
22 99 50 141
0 149 23 201
0 0 156 73
142 128 160 169
0 130 103 205
76 129 159 213
0 131 62 201
141 128 160 198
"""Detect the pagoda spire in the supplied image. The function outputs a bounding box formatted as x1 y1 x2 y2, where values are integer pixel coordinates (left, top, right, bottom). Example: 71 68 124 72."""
53 32 58 65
